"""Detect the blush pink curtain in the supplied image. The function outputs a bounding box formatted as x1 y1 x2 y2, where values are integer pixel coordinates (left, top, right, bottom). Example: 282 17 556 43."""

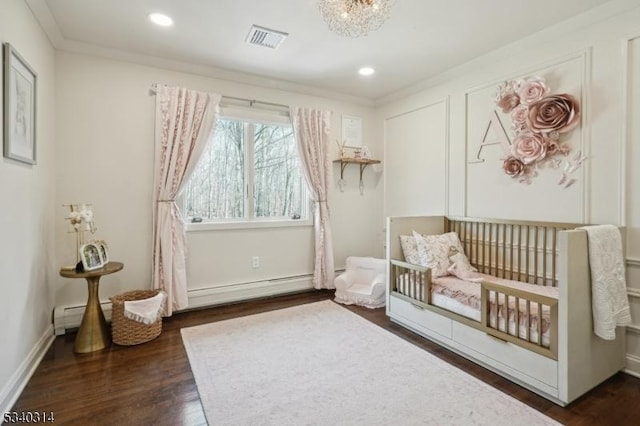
152 86 221 315
290 107 335 289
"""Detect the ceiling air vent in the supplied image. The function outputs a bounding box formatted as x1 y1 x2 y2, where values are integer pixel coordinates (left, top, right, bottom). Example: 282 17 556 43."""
245 25 288 49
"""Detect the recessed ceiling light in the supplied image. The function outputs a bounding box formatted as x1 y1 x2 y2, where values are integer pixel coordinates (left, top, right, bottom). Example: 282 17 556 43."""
149 13 173 27
358 67 375 76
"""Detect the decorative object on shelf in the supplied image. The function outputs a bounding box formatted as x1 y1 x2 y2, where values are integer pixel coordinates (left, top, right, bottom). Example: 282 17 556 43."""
64 203 97 268
494 75 583 186
334 157 381 194
80 242 104 271
318 0 395 37
3 42 37 165
360 146 370 159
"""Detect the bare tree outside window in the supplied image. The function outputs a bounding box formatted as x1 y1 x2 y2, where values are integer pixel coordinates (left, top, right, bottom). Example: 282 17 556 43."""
182 117 307 222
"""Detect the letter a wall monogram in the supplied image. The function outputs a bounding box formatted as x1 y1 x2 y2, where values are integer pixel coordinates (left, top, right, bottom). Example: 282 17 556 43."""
469 110 511 163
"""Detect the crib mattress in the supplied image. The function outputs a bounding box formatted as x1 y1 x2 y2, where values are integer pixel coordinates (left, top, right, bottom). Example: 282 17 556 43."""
396 273 558 347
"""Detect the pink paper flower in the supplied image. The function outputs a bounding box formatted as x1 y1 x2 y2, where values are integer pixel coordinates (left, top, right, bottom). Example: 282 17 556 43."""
495 81 520 113
526 94 580 134
517 76 549 105
546 140 560 156
503 156 526 177
511 104 529 133
511 132 547 164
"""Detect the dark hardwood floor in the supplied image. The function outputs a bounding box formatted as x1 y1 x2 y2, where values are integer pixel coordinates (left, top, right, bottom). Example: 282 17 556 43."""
12 290 640 425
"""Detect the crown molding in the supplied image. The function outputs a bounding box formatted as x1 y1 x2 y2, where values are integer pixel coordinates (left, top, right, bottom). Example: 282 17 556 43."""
25 0 375 108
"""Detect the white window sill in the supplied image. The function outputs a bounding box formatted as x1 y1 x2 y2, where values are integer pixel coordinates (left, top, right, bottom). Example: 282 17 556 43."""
185 217 313 232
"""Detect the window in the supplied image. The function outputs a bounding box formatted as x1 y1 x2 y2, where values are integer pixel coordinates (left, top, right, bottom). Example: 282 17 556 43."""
182 114 309 227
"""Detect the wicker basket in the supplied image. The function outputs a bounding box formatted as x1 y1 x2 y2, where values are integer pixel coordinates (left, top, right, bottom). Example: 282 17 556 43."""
110 289 163 345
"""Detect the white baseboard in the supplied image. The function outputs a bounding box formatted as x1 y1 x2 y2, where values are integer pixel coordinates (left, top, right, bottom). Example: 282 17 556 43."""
186 275 315 310
0 326 55 417
623 354 640 378
53 275 315 334
53 302 112 336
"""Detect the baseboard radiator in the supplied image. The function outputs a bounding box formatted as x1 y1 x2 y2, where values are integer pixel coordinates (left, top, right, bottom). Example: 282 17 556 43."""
53 274 314 335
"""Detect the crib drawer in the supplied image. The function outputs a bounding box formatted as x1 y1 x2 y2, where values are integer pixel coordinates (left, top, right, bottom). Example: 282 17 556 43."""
389 295 452 339
452 322 557 388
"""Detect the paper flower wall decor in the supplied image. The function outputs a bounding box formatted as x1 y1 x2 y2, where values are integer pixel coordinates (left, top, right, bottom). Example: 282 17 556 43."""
494 76 584 187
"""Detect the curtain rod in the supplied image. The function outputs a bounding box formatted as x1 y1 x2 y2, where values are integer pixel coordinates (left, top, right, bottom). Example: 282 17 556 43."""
149 84 289 110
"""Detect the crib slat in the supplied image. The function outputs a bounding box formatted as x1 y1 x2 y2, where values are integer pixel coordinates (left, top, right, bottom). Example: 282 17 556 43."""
481 222 486 273
537 302 542 346
525 225 531 284
411 269 416 300
509 224 514 280
465 221 470 260
503 293 509 333
533 226 538 284
526 300 531 341
488 223 493 276
552 229 558 287
481 286 489 329
517 225 522 282
515 296 520 339
543 226 548 286
474 221 479 267
502 224 507 278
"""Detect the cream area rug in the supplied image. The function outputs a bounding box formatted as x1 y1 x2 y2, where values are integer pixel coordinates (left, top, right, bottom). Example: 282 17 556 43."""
181 301 559 426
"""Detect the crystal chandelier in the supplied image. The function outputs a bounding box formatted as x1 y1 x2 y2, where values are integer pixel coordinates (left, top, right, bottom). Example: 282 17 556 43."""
318 0 395 37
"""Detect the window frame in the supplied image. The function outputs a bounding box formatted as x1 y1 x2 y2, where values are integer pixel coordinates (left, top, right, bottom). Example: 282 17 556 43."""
183 106 313 232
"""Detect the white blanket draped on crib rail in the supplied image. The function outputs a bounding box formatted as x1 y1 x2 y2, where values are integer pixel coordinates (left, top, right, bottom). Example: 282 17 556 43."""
580 225 631 340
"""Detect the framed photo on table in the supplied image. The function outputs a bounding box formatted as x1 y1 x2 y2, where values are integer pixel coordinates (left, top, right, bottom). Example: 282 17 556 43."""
3 42 37 165
80 242 104 271
95 240 109 264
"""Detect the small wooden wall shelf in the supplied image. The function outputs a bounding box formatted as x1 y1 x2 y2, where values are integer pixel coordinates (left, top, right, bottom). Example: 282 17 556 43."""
333 158 381 194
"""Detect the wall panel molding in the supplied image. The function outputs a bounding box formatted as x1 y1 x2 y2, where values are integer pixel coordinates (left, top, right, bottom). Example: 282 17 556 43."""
620 32 640 226
463 49 591 221
384 98 449 218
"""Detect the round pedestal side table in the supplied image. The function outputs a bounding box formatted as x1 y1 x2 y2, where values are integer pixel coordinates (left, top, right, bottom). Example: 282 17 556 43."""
59 261 124 353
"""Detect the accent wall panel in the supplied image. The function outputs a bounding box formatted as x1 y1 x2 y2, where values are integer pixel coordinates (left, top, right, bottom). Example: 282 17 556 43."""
627 36 640 263
464 55 587 222
384 100 448 218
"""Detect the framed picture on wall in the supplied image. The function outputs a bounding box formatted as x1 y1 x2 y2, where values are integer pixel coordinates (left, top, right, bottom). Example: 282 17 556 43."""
80 242 104 271
3 42 37 165
341 115 362 148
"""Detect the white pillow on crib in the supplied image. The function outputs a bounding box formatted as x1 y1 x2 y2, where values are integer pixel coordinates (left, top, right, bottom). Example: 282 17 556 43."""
399 235 421 265
412 231 475 277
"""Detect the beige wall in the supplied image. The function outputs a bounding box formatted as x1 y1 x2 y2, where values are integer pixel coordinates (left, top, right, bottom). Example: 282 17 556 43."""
54 51 383 306
0 0 56 412
378 0 640 376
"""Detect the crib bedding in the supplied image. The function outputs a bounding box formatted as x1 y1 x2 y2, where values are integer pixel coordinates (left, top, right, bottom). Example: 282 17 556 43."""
396 272 558 347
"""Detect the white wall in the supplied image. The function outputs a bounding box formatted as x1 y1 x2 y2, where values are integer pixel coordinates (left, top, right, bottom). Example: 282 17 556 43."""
378 0 640 375
0 0 56 413
54 51 383 309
